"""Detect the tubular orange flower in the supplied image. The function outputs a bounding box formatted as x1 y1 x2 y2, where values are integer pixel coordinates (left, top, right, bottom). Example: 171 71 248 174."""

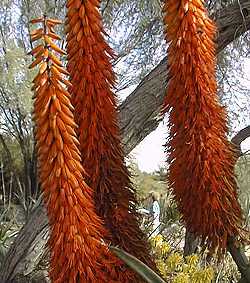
65 0 155 280
162 0 244 253
29 17 126 283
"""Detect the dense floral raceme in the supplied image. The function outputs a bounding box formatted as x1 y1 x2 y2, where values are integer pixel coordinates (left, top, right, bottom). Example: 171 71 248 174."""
65 0 156 280
29 17 127 283
162 0 244 253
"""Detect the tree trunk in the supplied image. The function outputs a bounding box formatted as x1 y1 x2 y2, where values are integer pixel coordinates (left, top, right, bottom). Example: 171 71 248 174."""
1 0 250 281
228 237 250 283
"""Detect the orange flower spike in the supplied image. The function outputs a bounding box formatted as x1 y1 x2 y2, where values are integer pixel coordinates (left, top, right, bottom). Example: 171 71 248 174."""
163 0 244 253
29 16 125 283
65 0 156 281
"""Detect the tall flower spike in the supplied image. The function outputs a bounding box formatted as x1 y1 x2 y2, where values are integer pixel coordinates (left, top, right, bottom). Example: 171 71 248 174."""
65 0 156 280
29 16 126 283
162 0 244 253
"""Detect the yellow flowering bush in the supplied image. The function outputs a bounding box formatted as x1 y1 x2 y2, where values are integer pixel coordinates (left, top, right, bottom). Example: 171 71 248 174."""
150 235 214 283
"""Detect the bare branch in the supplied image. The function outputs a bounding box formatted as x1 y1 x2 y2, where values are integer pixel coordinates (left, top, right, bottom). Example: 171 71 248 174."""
231 126 250 157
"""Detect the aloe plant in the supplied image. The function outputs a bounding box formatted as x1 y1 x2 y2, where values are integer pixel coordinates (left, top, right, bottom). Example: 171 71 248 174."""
110 246 166 283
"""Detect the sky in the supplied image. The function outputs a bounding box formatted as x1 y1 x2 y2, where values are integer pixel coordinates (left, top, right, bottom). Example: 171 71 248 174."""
128 59 250 173
130 123 166 172
132 125 250 173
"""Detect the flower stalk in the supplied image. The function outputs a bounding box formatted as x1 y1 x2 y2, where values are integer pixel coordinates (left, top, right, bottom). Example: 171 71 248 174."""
162 0 244 253
29 16 125 282
65 0 156 280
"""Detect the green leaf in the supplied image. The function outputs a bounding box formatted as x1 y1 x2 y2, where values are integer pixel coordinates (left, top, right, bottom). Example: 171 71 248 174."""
110 246 166 283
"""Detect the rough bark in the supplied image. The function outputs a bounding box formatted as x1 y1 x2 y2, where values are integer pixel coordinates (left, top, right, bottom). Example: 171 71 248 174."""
1 0 250 281
183 230 199 257
120 0 250 155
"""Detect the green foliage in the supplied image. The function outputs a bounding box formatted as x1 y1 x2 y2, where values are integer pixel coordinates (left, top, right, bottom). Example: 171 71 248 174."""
151 235 214 283
111 235 246 282
236 155 250 194
130 162 180 229
0 203 20 266
110 235 218 283
130 162 166 198
235 154 250 225
110 246 166 283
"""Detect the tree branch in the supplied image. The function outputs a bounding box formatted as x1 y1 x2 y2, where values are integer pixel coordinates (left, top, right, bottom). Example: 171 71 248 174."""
231 126 250 158
120 0 250 155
